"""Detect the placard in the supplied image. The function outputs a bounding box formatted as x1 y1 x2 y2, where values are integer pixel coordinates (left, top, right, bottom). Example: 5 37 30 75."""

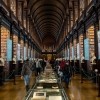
67 48 69 60
31 49 33 58
7 39 12 61
28 48 30 58
24 47 26 60
77 43 80 59
98 31 100 59
17 44 20 60
84 38 89 60
72 46 74 60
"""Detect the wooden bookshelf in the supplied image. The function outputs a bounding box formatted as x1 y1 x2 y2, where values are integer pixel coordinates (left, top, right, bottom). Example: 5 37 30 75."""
13 35 18 57
10 0 16 16
70 43 72 59
1 26 10 58
87 26 94 58
79 34 83 55
74 39 77 58
20 39 24 59
25 43 28 59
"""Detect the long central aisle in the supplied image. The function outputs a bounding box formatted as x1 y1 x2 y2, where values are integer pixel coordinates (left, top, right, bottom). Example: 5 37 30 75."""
0 64 99 100
24 62 69 100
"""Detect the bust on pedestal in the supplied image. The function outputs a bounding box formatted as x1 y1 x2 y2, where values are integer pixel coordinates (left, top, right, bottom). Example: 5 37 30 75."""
90 52 96 71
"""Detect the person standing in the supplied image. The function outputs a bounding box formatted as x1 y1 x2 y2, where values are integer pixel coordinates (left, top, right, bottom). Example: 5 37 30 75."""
21 59 32 92
35 59 41 76
41 59 46 72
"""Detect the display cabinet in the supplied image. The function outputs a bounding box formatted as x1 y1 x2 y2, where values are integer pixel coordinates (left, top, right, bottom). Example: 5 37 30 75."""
23 88 69 100
23 64 69 100
36 72 60 83
33 82 62 89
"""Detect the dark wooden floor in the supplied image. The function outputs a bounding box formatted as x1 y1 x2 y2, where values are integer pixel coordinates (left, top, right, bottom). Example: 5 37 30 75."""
0 73 100 100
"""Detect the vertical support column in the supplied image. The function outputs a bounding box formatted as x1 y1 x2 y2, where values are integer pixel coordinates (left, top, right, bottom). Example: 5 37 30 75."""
93 4 100 97
76 30 80 70
26 10 28 30
7 0 10 8
83 20 87 71
24 35 26 61
72 1 75 24
22 2 24 26
16 0 18 17
78 0 80 18
94 6 99 70
0 16 1 56
84 0 88 8
17 31 21 75
9 22 15 81
69 11 71 31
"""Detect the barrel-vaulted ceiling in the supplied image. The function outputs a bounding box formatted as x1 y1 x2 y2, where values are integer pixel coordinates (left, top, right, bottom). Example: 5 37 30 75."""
27 0 68 45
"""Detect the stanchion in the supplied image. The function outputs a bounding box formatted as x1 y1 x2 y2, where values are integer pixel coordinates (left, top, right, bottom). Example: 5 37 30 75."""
81 68 83 83
94 69 98 87
13 70 16 85
98 73 100 97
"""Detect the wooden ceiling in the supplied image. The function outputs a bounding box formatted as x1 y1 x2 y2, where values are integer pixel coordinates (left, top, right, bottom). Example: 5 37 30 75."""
26 0 78 46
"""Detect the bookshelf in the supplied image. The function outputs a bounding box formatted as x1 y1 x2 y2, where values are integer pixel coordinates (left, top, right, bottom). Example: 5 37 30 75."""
79 34 83 55
70 42 72 60
1 26 10 58
10 0 16 16
3 0 7 5
25 42 28 59
13 34 18 57
20 39 24 59
87 26 94 58
28 46 31 59
74 39 77 58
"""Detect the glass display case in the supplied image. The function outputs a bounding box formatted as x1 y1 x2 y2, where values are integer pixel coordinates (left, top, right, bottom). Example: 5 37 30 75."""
23 88 69 100
23 63 69 100
36 72 60 83
33 83 62 89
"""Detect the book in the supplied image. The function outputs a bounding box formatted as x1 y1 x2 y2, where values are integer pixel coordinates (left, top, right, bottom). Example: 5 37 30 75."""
31 92 46 100
49 96 62 100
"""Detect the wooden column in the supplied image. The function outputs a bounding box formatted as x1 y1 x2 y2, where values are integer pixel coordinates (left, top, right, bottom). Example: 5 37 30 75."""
84 0 88 8
0 16 1 56
93 6 100 72
26 10 28 30
83 13 87 71
69 11 71 31
16 0 18 18
10 23 13 60
22 2 24 26
72 1 75 24
17 30 21 75
7 0 10 8
78 0 80 18
75 30 80 69
8 22 15 78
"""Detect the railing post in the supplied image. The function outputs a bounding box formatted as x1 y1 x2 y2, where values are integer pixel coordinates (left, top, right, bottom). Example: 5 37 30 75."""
98 73 100 97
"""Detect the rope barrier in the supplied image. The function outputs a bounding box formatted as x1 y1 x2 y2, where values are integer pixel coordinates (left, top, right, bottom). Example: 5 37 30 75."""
81 69 96 80
71 65 97 80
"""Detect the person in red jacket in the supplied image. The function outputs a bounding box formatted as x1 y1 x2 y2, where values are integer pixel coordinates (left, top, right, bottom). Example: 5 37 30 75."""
59 59 66 71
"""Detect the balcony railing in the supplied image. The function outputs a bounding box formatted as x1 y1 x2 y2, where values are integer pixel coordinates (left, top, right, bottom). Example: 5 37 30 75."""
0 0 10 16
